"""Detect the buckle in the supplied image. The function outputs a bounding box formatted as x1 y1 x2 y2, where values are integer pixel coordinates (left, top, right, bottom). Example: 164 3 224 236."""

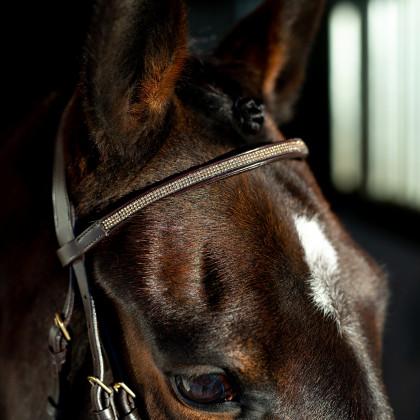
54 313 71 341
87 376 113 395
113 382 136 399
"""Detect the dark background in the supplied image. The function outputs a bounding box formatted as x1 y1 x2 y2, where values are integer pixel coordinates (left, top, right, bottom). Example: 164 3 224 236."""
1 1 419 418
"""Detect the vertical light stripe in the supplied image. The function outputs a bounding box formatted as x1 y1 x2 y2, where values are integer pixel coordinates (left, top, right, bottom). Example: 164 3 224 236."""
329 2 362 192
367 0 420 209
367 0 399 201
330 0 420 210
406 0 420 208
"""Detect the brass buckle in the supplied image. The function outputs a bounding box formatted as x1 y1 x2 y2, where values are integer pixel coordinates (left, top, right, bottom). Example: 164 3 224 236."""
113 382 136 399
87 376 113 395
54 313 71 341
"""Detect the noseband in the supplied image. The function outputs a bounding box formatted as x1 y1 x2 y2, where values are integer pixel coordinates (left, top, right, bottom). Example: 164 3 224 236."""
49 115 308 419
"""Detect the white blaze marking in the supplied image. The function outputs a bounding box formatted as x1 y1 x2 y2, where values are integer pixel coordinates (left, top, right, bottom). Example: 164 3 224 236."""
292 215 392 414
293 215 341 327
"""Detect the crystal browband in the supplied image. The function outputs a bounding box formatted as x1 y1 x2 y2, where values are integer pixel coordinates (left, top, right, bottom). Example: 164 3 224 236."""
56 138 308 266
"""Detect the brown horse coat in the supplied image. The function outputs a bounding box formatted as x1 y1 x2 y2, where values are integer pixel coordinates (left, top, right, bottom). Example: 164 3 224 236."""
0 0 393 418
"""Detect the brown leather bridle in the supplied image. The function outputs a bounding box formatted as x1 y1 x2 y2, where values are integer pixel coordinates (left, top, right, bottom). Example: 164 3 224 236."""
48 108 308 419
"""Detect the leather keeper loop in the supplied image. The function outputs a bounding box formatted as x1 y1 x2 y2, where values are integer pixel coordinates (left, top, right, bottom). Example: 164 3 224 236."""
91 405 116 420
49 349 67 367
120 409 141 420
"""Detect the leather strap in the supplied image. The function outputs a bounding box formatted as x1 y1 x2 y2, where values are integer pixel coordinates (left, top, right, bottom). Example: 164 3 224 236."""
47 322 70 419
48 97 78 420
57 139 308 267
51 98 116 418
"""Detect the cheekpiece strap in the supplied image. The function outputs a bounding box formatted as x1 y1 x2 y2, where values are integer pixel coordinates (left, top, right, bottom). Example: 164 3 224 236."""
52 98 114 418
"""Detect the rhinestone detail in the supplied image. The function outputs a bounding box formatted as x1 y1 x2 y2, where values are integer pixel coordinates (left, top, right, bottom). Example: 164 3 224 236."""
101 139 307 233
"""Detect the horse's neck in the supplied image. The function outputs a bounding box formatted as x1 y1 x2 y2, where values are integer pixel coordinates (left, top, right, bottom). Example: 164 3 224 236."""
0 91 91 419
0 92 63 278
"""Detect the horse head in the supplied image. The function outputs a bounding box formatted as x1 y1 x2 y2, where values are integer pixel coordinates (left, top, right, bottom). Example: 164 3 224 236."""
3 0 393 418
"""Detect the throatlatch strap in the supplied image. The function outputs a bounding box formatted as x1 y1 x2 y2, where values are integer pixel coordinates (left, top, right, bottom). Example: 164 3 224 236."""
48 98 77 420
52 99 131 419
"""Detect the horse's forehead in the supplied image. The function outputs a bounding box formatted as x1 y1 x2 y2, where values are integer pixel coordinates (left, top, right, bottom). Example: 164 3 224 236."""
118 173 338 350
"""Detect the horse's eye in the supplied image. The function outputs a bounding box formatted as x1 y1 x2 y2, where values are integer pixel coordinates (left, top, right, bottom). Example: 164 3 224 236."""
174 374 236 405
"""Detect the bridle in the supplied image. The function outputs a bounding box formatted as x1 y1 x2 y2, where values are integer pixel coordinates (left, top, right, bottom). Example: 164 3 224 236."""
48 104 309 419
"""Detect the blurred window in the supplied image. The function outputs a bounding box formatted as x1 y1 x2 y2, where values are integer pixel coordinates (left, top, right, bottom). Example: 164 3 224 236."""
329 0 420 210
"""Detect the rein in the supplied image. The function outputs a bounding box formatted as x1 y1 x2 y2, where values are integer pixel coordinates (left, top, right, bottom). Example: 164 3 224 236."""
49 112 308 418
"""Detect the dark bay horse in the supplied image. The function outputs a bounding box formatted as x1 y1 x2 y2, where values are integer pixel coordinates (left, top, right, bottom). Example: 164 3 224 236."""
0 0 393 418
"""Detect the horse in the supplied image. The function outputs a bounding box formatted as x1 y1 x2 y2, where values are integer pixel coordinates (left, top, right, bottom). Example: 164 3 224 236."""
0 0 393 418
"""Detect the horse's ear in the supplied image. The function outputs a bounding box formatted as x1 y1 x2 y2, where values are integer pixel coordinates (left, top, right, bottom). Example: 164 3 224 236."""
214 0 325 125
80 0 187 157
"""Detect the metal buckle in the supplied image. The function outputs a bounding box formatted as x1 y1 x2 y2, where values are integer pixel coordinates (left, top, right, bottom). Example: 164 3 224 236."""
54 313 71 341
113 382 136 399
87 376 113 395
